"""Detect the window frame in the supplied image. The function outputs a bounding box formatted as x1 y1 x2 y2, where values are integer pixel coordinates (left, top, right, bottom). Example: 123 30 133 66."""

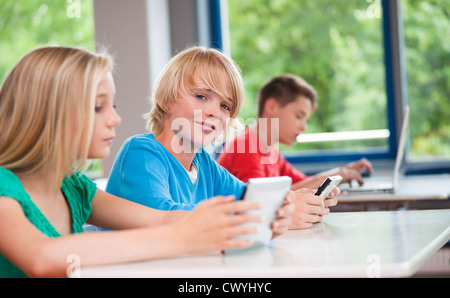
210 0 450 173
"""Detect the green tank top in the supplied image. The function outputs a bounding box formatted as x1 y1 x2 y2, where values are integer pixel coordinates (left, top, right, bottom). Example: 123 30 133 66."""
0 168 97 278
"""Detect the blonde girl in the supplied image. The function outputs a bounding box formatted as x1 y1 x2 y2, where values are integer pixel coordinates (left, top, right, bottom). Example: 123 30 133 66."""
0 46 262 278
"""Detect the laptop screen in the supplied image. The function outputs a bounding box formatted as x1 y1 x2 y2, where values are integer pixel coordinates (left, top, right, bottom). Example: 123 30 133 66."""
392 106 410 190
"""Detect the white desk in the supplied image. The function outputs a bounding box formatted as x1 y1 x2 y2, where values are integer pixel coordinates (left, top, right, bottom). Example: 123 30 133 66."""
81 209 450 278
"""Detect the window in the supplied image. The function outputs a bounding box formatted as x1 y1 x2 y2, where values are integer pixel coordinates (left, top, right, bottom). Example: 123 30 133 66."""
401 0 450 162
227 0 389 162
223 0 450 168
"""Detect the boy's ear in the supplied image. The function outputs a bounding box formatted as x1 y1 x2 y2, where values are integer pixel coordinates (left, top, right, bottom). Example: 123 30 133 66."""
263 97 280 117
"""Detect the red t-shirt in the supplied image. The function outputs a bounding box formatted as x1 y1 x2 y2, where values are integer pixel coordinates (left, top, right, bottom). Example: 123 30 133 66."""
217 128 307 183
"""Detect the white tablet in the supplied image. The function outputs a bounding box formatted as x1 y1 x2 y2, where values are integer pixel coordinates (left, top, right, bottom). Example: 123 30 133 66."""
224 176 292 254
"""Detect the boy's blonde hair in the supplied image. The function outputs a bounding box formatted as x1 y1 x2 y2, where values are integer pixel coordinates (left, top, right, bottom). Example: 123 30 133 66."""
0 46 113 186
144 46 245 137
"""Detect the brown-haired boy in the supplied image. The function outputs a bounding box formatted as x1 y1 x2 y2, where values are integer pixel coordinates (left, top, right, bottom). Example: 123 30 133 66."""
217 74 373 190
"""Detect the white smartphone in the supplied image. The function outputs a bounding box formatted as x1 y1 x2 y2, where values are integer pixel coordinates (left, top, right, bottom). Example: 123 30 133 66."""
314 175 342 200
224 176 292 254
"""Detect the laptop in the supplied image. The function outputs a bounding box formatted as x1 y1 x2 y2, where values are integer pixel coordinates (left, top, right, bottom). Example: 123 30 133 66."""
341 106 410 194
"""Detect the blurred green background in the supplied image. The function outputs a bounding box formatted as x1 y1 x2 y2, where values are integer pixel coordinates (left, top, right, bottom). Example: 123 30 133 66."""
1 0 449 164
228 0 450 160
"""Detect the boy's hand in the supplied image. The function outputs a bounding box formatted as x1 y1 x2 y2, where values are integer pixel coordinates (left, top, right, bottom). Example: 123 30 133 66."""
289 187 339 229
340 158 373 186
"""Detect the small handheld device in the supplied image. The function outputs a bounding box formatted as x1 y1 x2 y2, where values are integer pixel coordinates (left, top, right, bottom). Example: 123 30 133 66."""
224 176 292 254
314 175 342 200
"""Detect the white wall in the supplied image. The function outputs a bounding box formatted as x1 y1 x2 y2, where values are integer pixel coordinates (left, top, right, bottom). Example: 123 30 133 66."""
93 0 200 176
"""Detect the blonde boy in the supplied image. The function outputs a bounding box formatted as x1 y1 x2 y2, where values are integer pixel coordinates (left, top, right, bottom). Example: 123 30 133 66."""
106 46 294 233
107 48 339 230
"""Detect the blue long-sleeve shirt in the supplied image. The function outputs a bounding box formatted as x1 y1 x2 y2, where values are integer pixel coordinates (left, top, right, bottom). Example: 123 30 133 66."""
106 133 245 210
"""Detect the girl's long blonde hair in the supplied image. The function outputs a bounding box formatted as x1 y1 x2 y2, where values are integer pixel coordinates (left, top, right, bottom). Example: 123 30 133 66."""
0 46 112 186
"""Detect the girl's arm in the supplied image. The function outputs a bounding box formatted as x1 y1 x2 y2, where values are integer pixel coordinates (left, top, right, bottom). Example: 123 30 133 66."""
87 189 188 230
0 195 261 278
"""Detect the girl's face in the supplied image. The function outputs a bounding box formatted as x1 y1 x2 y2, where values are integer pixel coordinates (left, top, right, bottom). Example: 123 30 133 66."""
166 71 232 150
88 72 121 159
275 95 312 146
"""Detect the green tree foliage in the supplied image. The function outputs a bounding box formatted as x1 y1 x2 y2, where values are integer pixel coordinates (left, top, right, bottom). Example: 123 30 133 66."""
402 0 450 158
0 0 94 83
228 0 450 159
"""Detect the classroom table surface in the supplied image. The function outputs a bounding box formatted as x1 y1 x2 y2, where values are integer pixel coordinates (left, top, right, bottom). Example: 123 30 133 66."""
80 208 450 278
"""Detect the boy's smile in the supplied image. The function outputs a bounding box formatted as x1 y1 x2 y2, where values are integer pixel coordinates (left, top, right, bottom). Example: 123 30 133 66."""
195 120 217 133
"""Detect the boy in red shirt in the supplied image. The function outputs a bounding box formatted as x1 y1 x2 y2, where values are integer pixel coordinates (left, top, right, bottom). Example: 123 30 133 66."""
217 74 373 190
